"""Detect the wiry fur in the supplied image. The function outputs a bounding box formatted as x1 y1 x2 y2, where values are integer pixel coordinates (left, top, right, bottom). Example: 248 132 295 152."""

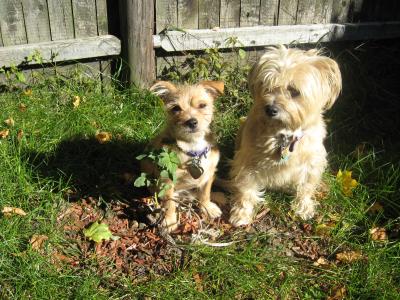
229 45 342 226
145 80 224 232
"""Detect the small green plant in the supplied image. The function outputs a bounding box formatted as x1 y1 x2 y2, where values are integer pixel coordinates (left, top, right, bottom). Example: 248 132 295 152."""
134 147 181 204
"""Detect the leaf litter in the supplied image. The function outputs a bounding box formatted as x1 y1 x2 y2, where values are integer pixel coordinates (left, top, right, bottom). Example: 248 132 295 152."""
50 191 362 286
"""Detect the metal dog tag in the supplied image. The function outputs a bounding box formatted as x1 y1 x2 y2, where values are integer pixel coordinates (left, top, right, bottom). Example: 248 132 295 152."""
188 158 204 179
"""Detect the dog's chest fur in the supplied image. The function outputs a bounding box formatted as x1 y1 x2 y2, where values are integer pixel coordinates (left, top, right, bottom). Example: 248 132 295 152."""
239 124 327 190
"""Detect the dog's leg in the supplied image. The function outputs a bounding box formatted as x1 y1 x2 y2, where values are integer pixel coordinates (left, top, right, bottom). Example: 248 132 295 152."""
160 180 179 232
198 174 222 219
229 181 262 227
292 163 324 220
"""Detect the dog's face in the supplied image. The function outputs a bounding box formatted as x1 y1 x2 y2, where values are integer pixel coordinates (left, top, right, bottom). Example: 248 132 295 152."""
248 46 342 130
150 81 224 140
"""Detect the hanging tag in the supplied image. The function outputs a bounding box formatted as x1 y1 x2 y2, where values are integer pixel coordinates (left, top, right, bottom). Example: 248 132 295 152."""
188 158 204 179
280 146 290 161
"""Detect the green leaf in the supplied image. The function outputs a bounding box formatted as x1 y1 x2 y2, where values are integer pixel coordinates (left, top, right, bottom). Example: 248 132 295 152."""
160 170 169 179
238 49 246 60
16 72 26 83
158 183 171 198
83 222 117 243
134 173 149 187
136 154 147 160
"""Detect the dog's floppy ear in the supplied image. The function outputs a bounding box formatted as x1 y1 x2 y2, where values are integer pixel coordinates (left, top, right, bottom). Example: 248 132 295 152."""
149 81 177 103
200 80 224 98
313 57 342 110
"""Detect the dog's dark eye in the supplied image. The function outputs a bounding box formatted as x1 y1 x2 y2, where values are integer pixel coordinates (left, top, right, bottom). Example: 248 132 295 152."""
288 86 300 98
171 105 182 113
199 103 207 109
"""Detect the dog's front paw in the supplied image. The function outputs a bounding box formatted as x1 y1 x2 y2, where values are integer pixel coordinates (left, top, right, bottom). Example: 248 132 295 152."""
292 197 317 220
229 206 253 227
200 201 222 219
160 214 178 233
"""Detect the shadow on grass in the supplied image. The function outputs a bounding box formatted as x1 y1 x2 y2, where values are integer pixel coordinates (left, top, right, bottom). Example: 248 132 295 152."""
27 136 150 203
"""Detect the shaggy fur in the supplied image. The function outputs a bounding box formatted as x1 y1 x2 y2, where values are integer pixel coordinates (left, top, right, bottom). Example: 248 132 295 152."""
229 45 342 226
146 80 224 232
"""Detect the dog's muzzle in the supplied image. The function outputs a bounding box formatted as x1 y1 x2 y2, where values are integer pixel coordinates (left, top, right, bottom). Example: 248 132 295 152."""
265 104 279 117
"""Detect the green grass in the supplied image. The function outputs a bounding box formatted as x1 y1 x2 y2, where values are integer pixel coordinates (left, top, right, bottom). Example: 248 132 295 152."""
1 41 400 299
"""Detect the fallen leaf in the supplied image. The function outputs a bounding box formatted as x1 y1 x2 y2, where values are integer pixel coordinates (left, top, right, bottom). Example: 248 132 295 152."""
95 131 112 144
19 103 27 112
368 202 384 214
313 256 329 266
30 234 48 251
336 251 363 263
83 221 119 243
4 117 15 127
255 264 265 271
370 227 388 242
72 95 80 108
327 286 347 300
0 129 10 139
193 273 204 292
336 169 358 196
239 116 247 124
22 89 32 97
2 206 27 216
315 223 335 236
17 129 24 141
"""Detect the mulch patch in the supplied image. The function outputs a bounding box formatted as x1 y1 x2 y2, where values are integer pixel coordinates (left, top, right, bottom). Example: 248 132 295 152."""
53 195 333 279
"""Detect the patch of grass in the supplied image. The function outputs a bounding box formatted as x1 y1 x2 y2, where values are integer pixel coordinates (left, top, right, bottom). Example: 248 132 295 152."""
1 40 400 299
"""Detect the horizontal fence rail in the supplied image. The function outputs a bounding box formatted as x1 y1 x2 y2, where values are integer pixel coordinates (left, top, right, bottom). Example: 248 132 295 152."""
154 22 400 52
0 35 121 67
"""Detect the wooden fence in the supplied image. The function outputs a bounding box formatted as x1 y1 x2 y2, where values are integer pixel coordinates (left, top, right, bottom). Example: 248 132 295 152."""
0 0 120 83
1 0 400 87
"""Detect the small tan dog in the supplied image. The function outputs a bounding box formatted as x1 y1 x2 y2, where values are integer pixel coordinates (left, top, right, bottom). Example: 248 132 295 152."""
229 45 342 226
145 80 224 232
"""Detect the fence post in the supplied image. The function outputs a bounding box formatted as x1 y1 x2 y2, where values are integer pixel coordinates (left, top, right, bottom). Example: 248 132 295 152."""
125 0 155 88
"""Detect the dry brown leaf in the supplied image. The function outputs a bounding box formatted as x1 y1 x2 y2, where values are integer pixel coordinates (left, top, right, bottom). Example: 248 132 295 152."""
0 129 10 139
95 131 112 144
4 117 15 127
313 256 330 267
193 273 203 292
327 286 347 300
17 129 24 141
2 206 27 216
30 234 48 251
370 227 388 242
336 251 363 263
19 103 27 112
72 96 81 108
368 202 384 213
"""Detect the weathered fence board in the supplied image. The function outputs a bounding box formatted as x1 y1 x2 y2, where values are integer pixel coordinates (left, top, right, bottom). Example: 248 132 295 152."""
260 0 279 25
22 0 52 43
156 0 178 33
240 0 261 26
0 35 121 68
220 0 240 28
72 0 98 38
278 0 299 25
178 0 199 29
154 22 400 52
47 0 75 40
0 0 27 46
199 0 220 29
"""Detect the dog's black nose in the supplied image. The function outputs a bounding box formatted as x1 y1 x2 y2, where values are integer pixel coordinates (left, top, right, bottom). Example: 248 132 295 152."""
265 105 279 117
184 118 198 129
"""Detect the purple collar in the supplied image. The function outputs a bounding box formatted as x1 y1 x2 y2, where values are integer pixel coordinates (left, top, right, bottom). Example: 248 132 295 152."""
185 146 211 159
